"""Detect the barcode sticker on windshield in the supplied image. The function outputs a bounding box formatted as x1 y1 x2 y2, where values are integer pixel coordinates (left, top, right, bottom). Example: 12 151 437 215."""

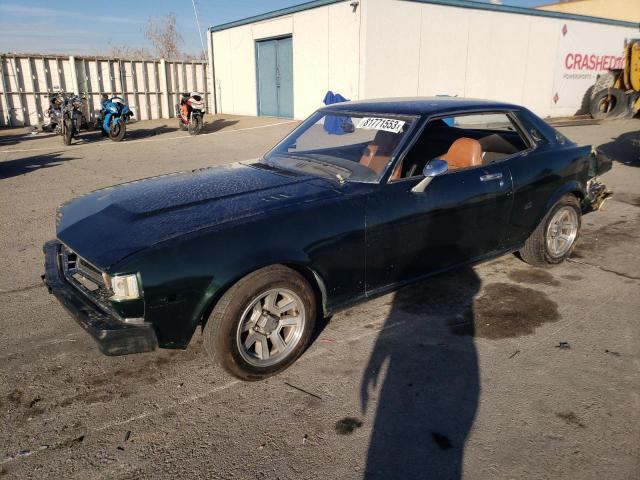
356 117 405 133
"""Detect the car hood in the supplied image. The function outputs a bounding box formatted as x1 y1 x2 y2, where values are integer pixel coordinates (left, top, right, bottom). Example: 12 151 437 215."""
57 163 336 269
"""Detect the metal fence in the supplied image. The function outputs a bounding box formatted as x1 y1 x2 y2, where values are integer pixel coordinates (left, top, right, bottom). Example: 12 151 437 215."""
0 54 212 127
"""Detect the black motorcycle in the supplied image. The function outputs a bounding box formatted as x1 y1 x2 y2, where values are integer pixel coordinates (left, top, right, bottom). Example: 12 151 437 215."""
45 92 66 135
60 94 86 145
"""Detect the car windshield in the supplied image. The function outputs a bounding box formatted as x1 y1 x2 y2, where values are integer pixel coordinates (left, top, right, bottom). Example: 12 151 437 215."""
263 110 417 183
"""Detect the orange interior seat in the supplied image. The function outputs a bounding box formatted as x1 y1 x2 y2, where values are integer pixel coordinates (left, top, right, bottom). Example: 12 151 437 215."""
440 137 482 170
360 130 402 180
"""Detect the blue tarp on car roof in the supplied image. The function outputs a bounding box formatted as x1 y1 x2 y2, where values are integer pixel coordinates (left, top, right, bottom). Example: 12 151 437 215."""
323 91 353 135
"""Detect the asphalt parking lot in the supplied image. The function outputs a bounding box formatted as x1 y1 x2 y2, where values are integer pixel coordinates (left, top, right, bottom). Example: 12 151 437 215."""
0 115 638 479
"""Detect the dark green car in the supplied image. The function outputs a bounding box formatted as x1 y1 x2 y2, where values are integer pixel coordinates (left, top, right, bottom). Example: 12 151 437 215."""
43 97 611 380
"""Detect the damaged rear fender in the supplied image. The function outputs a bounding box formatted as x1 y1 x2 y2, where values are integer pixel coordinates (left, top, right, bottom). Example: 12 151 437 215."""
544 180 585 214
589 147 612 177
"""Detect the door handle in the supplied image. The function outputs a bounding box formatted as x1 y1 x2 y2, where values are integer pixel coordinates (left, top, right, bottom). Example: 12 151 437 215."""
479 172 503 182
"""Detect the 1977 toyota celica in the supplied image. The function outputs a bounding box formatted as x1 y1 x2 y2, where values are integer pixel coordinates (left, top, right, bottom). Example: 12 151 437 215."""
43 97 611 380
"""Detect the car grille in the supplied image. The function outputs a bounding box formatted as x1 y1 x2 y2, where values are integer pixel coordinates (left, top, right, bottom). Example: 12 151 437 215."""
61 244 114 307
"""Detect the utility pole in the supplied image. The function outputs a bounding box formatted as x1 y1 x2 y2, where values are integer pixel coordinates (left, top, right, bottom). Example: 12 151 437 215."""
191 0 207 59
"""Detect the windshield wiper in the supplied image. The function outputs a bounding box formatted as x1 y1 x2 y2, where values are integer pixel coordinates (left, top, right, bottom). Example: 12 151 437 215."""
275 153 350 183
288 153 350 174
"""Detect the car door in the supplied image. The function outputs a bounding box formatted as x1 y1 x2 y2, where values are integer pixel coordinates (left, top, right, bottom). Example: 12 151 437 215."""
364 161 513 295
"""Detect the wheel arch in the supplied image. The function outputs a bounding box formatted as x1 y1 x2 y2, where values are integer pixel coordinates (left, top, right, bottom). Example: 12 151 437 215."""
520 182 585 243
543 181 584 216
196 260 329 332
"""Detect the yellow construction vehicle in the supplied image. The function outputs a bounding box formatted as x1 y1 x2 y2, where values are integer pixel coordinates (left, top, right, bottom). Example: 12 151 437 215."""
590 38 640 119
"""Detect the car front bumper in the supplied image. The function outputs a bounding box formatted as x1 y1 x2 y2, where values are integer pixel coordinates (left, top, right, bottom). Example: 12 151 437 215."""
42 240 158 356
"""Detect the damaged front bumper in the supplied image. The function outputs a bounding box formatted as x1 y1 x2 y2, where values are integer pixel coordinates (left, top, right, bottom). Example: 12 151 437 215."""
42 240 158 356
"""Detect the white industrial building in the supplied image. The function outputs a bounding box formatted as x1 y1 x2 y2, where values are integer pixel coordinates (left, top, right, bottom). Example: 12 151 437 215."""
206 0 638 120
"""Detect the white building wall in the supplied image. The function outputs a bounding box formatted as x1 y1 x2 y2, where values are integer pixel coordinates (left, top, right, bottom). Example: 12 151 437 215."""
211 1 361 119
293 7 330 118
362 0 637 118
209 0 637 120
326 3 361 104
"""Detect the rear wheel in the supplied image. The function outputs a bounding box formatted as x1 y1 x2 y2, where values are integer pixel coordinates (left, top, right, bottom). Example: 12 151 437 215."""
203 265 316 381
519 195 581 266
63 118 73 145
108 121 126 142
178 119 188 131
590 88 629 119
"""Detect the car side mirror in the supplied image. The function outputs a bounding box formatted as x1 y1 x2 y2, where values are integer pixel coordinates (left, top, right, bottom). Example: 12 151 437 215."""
411 159 448 193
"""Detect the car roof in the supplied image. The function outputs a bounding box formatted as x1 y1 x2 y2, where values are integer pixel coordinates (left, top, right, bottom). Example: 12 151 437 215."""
318 96 522 116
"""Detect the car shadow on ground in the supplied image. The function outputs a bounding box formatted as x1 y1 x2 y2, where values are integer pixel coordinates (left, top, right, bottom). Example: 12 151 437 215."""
360 265 480 480
0 152 76 180
598 130 640 167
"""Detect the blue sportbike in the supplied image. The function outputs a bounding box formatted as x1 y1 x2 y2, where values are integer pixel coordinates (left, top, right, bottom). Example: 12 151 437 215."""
98 95 133 142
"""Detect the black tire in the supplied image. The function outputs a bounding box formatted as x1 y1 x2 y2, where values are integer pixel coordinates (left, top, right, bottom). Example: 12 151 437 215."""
63 118 73 145
188 114 203 135
590 72 616 99
178 119 188 131
518 195 581 266
590 88 630 119
203 265 316 381
108 121 126 142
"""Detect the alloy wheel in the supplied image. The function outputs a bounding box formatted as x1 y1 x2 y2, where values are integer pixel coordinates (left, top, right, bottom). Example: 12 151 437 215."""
546 206 579 257
236 288 305 367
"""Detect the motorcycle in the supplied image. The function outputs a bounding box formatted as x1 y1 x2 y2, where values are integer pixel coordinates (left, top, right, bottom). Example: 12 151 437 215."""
98 95 133 142
177 92 205 135
60 94 86 145
45 92 66 134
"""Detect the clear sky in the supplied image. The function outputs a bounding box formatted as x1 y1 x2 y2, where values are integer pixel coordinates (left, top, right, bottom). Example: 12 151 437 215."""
0 0 544 57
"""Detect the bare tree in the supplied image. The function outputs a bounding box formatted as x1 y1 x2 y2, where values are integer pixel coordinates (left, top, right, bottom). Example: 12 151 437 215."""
144 13 183 60
183 51 207 61
107 42 153 60
104 13 203 61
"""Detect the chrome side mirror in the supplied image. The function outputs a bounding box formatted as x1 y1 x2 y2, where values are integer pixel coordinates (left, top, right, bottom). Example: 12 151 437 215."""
411 159 448 193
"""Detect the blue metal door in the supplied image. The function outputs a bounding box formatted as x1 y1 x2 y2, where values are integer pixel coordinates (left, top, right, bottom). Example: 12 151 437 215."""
256 36 293 118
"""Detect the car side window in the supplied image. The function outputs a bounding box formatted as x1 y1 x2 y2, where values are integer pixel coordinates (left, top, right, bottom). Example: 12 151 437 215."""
513 113 549 146
392 112 530 181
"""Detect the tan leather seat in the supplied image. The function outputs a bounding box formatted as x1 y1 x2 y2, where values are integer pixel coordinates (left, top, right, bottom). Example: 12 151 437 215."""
441 137 482 170
360 145 391 176
360 130 400 178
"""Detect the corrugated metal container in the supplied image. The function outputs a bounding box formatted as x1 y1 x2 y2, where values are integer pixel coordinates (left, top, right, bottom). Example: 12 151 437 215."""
0 54 212 127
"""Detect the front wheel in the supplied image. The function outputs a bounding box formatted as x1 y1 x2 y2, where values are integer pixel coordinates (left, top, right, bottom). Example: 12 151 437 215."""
188 114 203 135
203 265 316 381
108 121 126 142
519 195 581 266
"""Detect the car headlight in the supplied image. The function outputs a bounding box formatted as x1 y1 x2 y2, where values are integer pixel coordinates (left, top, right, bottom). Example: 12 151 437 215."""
110 274 140 300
